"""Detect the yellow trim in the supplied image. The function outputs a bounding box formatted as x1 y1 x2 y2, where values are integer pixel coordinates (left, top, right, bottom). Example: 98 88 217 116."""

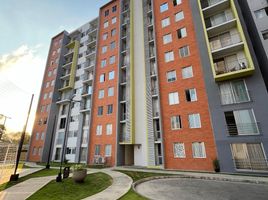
197 0 255 82
59 40 79 91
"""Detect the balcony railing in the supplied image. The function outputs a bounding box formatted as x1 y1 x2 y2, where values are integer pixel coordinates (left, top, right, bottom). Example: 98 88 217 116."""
119 133 130 143
151 88 158 96
205 12 234 29
121 113 126 121
210 32 241 51
214 58 248 75
233 158 268 171
201 0 225 9
220 90 250 105
227 122 259 136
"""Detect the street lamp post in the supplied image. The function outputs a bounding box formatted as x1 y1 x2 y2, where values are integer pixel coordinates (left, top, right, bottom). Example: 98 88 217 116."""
10 94 34 181
46 115 57 169
56 95 80 182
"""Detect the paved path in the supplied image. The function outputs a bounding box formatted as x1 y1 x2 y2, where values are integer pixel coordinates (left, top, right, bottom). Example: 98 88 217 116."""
82 169 132 200
136 177 268 200
0 176 55 200
115 167 268 184
0 168 132 200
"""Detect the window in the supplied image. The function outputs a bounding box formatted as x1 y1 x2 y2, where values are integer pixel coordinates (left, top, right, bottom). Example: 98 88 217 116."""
192 142 206 158
109 55 116 64
110 41 116 50
53 68 57 75
49 92 52 99
98 106 103 116
163 33 172 44
59 118 66 129
112 5 117 12
175 11 184 22
51 80 55 86
164 51 174 62
174 143 185 158
103 33 108 40
185 88 197 102
43 93 47 100
108 87 114 96
41 132 45 140
224 109 259 136
254 7 268 19
100 74 105 83
66 147 76 155
105 144 112 157
55 148 61 160
102 46 107 53
96 125 102 135
112 17 117 24
219 80 250 105
179 45 190 57
106 124 113 135
173 0 182 6
46 104 50 112
262 30 268 40
38 147 43 156
231 143 268 170
95 145 101 156
98 90 104 99
166 70 176 82
40 105 45 112
105 9 109 17
45 82 50 88
61 104 67 115
171 116 182 130
188 113 201 128
48 71 52 77
109 71 115 80
32 147 37 156
104 21 109 28
160 2 169 13
169 92 179 105
161 17 170 28
101 59 107 68
177 27 187 38
107 104 113 114
182 66 193 79
36 132 40 140
111 28 116 36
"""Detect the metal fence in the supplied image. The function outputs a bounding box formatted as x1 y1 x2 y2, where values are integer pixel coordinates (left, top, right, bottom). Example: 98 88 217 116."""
0 142 18 184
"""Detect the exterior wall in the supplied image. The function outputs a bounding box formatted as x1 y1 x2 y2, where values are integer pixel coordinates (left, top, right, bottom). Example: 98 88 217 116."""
28 32 65 162
153 0 217 171
237 0 268 90
192 0 268 173
89 0 120 166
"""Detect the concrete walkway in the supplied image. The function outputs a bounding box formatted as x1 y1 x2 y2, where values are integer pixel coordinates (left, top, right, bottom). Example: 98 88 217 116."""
115 167 268 185
0 176 55 200
82 169 132 200
0 168 132 200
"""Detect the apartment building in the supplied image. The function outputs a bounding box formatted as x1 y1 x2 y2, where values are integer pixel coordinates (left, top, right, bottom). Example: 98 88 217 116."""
28 0 268 173
237 0 268 90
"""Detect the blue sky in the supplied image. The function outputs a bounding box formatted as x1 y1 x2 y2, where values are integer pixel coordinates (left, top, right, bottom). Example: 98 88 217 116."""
0 0 110 132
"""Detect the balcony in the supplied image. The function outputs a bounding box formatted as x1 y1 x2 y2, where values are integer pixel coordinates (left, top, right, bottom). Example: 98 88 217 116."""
210 32 243 57
84 61 95 71
226 122 259 136
213 57 254 81
80 106 91 113
83 73 94 84
201 0 230 17
64 49 74 57
87 38 96 47
119 132 131 144
205 11 236 36
120 113 126 123
85 49 96 58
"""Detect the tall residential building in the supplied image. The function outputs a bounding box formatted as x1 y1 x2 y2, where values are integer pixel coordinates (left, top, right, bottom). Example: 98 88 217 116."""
237 0 268 91
28 0 268 173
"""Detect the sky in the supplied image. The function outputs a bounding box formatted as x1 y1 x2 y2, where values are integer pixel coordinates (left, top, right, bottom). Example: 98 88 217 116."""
0 0 110 133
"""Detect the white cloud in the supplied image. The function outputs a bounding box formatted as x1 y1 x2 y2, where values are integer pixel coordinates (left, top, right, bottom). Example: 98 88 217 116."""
0 45 46 133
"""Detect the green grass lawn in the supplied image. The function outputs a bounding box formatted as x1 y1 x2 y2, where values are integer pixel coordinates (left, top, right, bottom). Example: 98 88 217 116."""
27 172 112 200
0 169 59 192
117 170 174 200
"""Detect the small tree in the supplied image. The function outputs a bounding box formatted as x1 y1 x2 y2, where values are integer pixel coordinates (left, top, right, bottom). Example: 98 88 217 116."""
0 124 6 140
